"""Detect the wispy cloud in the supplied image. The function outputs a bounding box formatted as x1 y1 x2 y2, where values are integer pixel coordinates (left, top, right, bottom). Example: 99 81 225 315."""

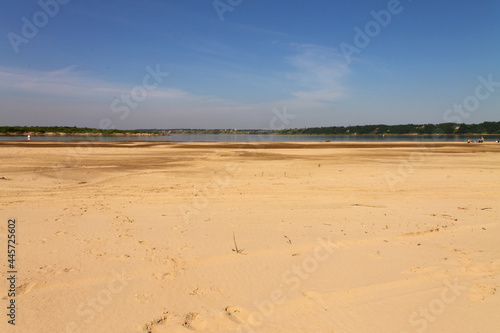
0 44 351 129
0 66 196 101
0 66 118 97
285 44 349 104
0 66 260 128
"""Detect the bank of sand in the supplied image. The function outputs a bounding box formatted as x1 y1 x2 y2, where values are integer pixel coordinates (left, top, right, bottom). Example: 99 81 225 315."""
1 142 499 333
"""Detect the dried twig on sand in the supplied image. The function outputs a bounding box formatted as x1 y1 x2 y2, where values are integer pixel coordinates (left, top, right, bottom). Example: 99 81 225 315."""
232 232 245 254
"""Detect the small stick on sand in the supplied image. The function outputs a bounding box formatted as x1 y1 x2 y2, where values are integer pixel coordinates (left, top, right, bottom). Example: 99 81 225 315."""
232 232 245 254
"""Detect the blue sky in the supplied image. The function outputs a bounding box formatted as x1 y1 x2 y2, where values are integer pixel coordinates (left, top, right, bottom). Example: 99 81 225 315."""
1 0 499 129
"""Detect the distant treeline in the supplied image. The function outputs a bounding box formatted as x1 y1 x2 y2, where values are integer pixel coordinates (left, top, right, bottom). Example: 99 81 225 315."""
154 129 274 135
2 122 500 136
277 121 500 135
0 126 153 135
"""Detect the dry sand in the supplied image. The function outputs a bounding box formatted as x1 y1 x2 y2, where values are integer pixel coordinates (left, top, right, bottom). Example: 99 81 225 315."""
1 141 499 333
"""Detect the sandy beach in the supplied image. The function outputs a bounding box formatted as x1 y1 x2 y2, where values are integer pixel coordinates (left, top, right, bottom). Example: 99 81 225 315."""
1 141 499 333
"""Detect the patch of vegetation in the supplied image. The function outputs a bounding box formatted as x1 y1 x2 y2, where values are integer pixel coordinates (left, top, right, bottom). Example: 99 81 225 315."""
0 126 163 136
277 121 500 135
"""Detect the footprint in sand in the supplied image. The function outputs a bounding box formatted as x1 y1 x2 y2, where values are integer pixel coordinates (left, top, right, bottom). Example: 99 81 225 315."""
448 248 473 265
225 306 251 324
182 312 207 331
87 249 106 257
408 266 438 274
55 267 75 275
18 281 38 295
143 312 169 332
147 256 160 263
468 283 497 301
189 288 205 296
189 286 224 296
165 256 184 267
135 293 151 304
38 265 50 275
153 272 176 281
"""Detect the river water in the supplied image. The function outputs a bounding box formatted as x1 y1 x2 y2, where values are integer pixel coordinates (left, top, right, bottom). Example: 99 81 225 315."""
1 134 498 143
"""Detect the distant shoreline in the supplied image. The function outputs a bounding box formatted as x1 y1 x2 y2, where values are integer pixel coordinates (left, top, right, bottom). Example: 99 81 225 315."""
1 121 499 136
0 131 168 137
2 132 498 136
